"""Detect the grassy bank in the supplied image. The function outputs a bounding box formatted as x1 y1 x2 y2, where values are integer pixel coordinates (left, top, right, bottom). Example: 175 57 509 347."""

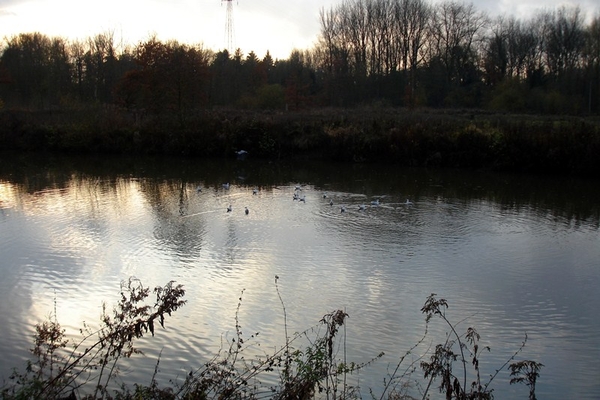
1 106 599 177
0 279 543 400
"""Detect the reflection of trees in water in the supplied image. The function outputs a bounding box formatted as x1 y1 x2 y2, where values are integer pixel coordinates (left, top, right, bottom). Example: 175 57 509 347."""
315 165 600 258
1 153 598 230
141 179 206 264
223 218 239 266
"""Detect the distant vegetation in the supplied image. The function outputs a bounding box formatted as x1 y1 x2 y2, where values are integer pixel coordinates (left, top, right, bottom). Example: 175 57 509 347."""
1 107 599 177
1 0 599 177
0 278 543 400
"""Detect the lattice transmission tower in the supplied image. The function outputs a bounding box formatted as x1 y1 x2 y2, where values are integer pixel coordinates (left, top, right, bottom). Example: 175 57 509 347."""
222 0 237 54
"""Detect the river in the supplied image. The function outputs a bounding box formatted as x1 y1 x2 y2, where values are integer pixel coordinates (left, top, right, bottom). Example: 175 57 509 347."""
0 153 598 399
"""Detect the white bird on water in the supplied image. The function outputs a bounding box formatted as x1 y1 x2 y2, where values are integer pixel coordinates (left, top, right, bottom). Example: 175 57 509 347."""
253 188 258 195
196 186 202 193
404 199 414 206
371 199 380 206
223 183 230 190
358 204 366 211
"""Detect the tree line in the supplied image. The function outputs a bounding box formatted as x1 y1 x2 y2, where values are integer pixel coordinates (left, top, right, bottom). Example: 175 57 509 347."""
0 0 599 115
314 0 600 113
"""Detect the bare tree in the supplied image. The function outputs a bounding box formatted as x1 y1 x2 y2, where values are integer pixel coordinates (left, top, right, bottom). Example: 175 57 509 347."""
341 0 369 77
394 0 430 73
427 1 488 83
545 5 586 76
393 0 430 102
582 15 600 112
505 17 539 79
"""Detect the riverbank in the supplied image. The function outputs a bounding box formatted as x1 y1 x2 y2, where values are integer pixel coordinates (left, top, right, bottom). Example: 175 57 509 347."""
1 107 599 177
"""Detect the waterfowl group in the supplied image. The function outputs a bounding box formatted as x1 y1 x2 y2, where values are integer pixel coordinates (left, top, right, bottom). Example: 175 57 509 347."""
195 181 414 217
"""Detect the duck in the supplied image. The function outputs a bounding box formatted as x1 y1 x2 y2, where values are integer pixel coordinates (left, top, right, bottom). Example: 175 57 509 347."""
223 183 230 190
371 199 380 206
329 199 334 206
245 207 249 215
404 199 414 206
196 186 202 193
252 188 258 195
299 195 306 203
340 205 346 213
358 204 366 211
226 205 232 212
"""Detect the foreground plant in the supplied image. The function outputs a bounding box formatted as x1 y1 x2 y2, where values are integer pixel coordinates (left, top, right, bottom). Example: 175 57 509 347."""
418 293 543 400
168 282 379 400
509 360 544 400
1 284 542 400
1 278 186 400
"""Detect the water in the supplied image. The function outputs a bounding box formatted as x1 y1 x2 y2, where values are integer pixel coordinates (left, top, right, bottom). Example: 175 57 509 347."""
0 153 599 399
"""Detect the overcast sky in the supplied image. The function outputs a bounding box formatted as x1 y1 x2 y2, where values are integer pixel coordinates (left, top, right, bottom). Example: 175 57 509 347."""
0 0 598 59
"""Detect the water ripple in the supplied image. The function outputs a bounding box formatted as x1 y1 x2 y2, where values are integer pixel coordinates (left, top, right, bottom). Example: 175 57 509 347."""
0 163 599 399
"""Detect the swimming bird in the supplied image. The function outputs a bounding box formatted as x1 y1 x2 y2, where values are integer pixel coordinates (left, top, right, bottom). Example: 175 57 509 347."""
404 199 414 206
196 186 202 193
299 195 306 203
245 207 249 215
226 205 232 212
323 192 328 198
252 188 258 195
358 204 366 211
223 183 230 190
329 199 334 206
340 205 346 213
371 199 380 206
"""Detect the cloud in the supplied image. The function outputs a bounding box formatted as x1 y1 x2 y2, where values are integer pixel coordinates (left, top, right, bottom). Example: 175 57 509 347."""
0 0 598 59
0 9 16 17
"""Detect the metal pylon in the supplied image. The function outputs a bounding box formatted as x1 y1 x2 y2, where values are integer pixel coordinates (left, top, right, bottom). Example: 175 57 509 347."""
222 0 235 54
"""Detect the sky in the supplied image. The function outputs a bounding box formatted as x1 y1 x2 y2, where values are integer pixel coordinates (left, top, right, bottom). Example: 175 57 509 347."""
0 0 598 60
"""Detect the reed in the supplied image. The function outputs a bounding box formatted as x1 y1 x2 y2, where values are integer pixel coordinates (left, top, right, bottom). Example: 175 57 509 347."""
1 107 598 177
